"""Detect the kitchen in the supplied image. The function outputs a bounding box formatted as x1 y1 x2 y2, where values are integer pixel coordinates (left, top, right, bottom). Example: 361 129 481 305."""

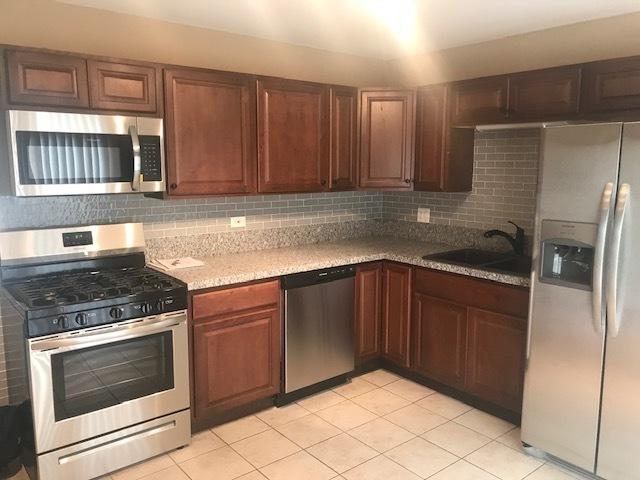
1 1 640 479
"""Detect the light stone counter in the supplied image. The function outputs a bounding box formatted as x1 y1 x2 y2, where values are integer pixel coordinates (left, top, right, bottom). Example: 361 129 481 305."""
153 237 530 291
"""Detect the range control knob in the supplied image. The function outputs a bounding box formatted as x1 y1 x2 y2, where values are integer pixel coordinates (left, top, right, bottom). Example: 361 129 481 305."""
109 307 124 319
140 302 152 314
75 313 88 326
155 299 166 312
55 315 68 330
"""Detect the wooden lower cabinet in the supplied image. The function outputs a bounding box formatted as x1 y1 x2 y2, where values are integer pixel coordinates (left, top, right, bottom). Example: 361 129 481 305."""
354 262 382 364
191 280 281 419
466 308 526 412
411 293 467 389
381 262 412 367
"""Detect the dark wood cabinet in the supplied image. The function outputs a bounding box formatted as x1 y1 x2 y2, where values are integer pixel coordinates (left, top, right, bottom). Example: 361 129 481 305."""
412 293 467 389
414 85 475 192
329 86 357 191
88 60 159 113
581 56 640 113
381 262 412 367
509 66 581 120
449 76 509 126
355 262 382 364
191 280 281 419
257 78 329 193
164 68 257 196
359 89 415 189
466 308 526 412
6 50 89 108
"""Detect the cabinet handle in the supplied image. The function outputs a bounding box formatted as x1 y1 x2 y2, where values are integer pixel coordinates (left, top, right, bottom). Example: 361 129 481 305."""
170 183 177 190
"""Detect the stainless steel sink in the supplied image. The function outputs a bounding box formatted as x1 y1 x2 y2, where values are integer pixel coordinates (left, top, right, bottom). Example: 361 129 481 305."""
423 248 531 275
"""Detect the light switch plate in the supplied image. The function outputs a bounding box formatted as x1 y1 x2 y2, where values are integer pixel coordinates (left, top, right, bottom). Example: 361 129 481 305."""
230 216 246 228
417 208 431 223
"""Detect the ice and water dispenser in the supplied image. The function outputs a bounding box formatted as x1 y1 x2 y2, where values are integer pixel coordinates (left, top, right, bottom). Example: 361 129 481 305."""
539 220 595 290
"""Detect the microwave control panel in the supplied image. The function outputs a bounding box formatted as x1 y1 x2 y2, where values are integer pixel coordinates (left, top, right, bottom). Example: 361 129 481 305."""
139 136 163 181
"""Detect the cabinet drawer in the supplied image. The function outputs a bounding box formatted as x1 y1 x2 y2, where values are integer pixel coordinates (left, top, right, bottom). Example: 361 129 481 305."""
192 280 280 321
414 268 529 318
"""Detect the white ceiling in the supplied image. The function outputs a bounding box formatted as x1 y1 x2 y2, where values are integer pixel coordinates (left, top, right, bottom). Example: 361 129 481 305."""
59 0 640 60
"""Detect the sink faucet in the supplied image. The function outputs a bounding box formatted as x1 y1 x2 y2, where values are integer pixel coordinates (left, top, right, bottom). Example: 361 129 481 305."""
484 221 525 255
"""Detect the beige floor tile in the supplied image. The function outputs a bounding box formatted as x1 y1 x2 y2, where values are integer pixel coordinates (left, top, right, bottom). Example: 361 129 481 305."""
179 446 254 480
11 469 31 480
306 433 377 473
316 400 377 430
415 393 472 419
384 404 448 435
297 390 346 412
212 415 271 444
525 463 587 480
255 404 310 427
231 429 300 468
466 442 544 480
497 427 525 452
169 430 225 463
429 459 500 480
111 454 174 480
333 377 378 399
234 472 268 480
351 388 410 416
343 455 421 480
382 378 435 402
422 421 492 457
385 437 457 478
348 418 415 452
260 451 336 480
359 369 400 387
276 413 341 448
454 409 515 439
138 465 189 480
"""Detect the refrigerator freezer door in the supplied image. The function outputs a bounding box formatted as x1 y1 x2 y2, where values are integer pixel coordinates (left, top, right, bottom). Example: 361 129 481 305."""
522 123 622 472
598 122 640 480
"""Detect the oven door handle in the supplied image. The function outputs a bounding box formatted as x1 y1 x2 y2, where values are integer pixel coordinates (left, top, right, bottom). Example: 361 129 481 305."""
30 314 186 353
129 124 141 192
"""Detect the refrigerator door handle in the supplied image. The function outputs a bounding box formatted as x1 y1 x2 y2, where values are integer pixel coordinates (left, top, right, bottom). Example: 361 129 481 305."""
593 182 614 333
607 183 630 338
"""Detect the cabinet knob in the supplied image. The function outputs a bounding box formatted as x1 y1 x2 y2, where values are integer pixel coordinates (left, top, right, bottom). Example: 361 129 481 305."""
170 183 177 190
321 179 327 186
404 178 411 184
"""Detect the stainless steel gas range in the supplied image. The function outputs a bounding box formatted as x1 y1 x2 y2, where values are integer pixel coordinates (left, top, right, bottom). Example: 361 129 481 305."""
0 223 190 480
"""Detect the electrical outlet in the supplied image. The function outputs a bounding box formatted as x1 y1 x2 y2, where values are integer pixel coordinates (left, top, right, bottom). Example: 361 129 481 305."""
417 208 431 223
230 216 246 228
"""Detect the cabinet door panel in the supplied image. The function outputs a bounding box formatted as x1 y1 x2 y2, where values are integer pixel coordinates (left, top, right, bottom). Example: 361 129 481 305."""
381 263 412 366
509 66 580 120
355 262 382 364
414 85 447 191
582 56 640 113
257 79 329 193
450 76 509 125
467 308 526 412
411 293 467 389
7 50 89 107
330 86 357 190
88 61 158 112
165 68 256 196
359 90 415 189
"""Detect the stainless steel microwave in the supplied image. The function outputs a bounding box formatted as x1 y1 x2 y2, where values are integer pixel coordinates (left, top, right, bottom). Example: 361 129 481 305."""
5 110 165 196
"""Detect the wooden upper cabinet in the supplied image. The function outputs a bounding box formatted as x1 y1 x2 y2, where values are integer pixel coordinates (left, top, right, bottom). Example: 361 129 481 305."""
509 66 581 120
581 56 640 113
381 262 412 367
164 68 257 196
6 50 89 108
329 86 357 191
257 78 329 193
414 85 475 192
359 89 415 189
88 60 158 113
355 262 382 364
449 76 509 126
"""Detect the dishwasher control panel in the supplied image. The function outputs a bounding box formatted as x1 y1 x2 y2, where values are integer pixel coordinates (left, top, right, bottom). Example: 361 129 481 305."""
281 265 356 289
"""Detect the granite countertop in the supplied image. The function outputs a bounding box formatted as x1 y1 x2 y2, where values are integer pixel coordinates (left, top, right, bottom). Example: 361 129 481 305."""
154 236 531 291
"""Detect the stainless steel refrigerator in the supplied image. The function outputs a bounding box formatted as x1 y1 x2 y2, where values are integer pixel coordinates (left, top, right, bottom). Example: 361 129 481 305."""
522 122 640 479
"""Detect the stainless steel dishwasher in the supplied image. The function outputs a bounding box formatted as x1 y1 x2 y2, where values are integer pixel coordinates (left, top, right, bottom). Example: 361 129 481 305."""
281 265 355 395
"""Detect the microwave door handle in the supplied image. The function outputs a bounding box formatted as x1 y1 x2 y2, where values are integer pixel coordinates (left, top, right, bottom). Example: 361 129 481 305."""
593 182 614 334
607 183 630 338
129 125 141 191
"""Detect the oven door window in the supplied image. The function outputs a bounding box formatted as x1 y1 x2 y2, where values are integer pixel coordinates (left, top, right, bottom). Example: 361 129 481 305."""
50 332 174 421
16 131 133 185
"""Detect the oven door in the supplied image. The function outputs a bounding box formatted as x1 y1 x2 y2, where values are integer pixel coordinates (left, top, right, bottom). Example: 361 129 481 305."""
7 110 165 196
27 311 189 454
